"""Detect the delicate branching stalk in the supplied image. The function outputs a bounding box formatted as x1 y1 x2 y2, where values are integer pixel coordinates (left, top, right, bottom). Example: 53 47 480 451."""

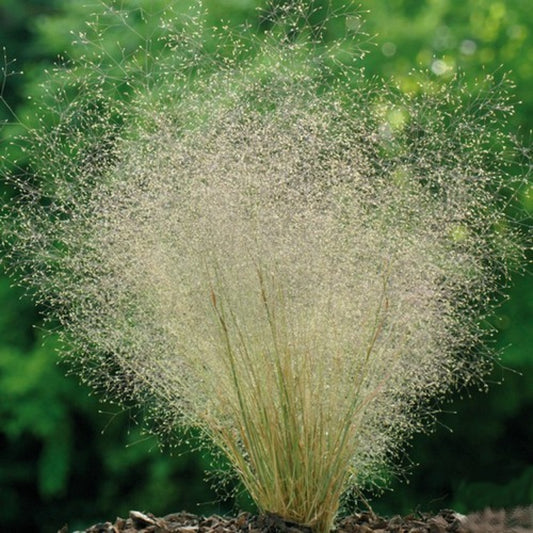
1 2 529 533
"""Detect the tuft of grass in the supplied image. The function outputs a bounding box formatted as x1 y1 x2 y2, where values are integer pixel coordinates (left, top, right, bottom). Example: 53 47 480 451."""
1 2 529 532
203 263 395 532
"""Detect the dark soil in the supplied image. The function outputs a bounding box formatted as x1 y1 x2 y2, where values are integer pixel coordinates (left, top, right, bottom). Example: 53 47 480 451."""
58 507 533 533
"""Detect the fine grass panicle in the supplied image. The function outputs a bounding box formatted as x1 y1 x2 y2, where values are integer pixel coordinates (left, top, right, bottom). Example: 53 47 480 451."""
1 2 529 532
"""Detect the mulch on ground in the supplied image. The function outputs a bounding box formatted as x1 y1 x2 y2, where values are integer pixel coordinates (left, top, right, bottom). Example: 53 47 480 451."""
58 507 533 533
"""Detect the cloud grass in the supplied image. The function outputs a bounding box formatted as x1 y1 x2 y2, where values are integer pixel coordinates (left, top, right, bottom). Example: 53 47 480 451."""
1 2 529 532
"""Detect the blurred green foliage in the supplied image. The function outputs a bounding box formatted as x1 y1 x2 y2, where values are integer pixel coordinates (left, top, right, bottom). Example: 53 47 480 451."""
0 1 531 531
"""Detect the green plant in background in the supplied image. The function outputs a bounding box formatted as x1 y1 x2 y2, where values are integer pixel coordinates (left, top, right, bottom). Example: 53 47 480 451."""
1 1 530 532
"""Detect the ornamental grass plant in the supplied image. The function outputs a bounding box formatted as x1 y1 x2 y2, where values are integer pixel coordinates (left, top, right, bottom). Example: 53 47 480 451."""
1 2 529 532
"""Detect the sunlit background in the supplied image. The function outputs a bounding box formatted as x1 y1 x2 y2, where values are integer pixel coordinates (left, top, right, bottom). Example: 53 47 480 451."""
1 1 531 531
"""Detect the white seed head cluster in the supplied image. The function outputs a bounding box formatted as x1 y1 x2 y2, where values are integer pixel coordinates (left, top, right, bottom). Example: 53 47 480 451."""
1 1 528 529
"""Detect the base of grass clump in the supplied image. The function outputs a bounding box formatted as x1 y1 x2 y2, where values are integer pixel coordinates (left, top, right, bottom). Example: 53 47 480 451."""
58 507 533 533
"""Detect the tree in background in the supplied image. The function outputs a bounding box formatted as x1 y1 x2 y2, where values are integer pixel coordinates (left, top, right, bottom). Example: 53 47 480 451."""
0 1 531 531
357 0 533 514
